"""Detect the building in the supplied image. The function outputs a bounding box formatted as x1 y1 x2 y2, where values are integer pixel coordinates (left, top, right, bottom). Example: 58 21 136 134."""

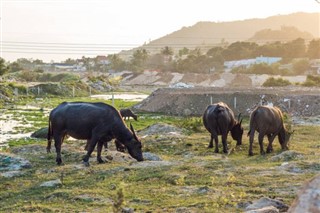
224 56 282 72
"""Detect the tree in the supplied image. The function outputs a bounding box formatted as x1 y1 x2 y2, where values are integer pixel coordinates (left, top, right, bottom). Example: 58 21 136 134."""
161 46 174 61
129 49 149 72
306 39 320 59
292 59 310 75
107 54 127 71
0 57 9 76
283 38 306 59
178 47 189 57
9 62 22 72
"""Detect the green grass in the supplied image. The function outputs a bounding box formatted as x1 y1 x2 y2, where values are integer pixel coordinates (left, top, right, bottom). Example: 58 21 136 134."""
1 99 319 212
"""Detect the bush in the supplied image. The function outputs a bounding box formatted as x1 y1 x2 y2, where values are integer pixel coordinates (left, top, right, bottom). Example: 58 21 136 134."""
178 117 203 132
301 75 320 87
262 77 291 87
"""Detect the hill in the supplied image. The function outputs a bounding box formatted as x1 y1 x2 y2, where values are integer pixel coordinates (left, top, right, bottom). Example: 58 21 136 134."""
120 12 319 58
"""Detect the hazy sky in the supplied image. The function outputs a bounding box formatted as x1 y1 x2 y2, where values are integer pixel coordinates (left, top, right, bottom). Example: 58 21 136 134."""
1 0 319 62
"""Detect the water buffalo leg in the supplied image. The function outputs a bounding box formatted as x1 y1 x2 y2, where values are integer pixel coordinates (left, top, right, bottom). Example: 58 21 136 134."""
278 134 288 150
96 140 105 163
214 135 219 153
47 138 52 153
258 133 265 155
208 134 214 148
248 130 255 156
103 141 108 151
221 134 228 153
115 139 126 152
83 137 99 166
266 134 275 153
53 134 63 165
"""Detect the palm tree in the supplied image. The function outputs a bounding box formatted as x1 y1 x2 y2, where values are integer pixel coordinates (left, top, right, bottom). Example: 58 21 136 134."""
161 46 174 64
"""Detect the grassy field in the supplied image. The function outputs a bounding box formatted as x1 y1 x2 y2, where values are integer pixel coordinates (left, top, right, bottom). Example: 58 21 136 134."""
0 97 319 212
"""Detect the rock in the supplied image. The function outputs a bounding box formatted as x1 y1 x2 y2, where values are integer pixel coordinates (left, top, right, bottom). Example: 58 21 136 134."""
40 179 62 187
106 151 136 163
276 162 302 173
287 174 320 212
143 152 162 161
245 197 289 212
31 127 48 139
270 151 303 162
0 153 32 171
246 206 279 213
1 170 25 178
138 123 184 136
122 207 134 213
130 161 174 168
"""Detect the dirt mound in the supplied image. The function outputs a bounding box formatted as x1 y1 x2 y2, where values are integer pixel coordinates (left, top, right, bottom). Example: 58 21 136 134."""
134 87 320 117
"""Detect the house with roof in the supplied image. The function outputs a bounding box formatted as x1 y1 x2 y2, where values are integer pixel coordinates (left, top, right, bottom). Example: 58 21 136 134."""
95 55 110 65
224 56 282 72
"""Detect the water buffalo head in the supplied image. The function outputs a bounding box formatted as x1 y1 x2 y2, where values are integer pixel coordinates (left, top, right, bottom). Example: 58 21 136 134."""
126 123 144 161
280 129 294 151
231 115 244 145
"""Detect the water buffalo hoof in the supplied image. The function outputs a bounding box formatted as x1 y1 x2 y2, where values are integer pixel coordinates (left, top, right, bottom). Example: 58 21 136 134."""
208 145 213 148
97 158 106 164
56 158 62 165
214 149 219 153
248 152 254 156
260 151 266 155
266 148 273 153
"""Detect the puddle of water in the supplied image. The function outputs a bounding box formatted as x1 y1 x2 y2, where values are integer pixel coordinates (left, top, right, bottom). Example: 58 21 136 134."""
0 112 33 148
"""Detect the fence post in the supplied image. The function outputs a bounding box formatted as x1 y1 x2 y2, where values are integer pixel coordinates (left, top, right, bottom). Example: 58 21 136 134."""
210 96 213 105
234 96 237 109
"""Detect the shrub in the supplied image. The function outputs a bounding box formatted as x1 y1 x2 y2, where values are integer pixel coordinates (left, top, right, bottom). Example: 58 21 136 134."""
262 77 291 87
301 75 320 87
178 117 203 132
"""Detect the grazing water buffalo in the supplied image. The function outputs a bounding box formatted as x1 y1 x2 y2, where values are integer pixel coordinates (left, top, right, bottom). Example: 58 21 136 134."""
120 108 138 121
248 105 291 156
47 102 143 165
203 102 243 153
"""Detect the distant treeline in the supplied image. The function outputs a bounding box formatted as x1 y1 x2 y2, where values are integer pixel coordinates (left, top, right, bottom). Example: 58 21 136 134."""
1 38 320 75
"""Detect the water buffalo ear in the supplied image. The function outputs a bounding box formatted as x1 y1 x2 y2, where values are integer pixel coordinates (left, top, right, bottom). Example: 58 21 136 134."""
239 118 243 125
130 123 139 140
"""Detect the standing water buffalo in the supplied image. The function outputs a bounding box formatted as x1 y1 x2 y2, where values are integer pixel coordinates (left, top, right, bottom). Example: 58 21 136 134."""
248 105 291 156
203 102 243 153
47 102 143 165
120 108 138 121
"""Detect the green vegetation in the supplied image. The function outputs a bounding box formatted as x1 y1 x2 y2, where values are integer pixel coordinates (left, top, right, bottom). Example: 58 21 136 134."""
0 99 319 212
262 77 292 87
301 75 320 87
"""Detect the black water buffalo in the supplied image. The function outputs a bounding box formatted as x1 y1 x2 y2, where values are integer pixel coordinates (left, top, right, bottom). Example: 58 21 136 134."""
203 102 243 153
248 105 291 156
120 108 138 121
47 102 143 165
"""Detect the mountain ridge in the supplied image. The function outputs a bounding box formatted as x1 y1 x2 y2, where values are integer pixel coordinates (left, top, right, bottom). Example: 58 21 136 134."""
120 12 319 58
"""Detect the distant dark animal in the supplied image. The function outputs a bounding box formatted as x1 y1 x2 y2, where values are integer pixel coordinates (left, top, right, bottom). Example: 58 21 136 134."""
120 108 138 121
248 105 291 156
203 102 243 153
47 102 143 166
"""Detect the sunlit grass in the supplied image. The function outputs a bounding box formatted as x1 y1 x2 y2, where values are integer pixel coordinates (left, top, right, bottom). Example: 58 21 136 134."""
1 99 319 212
